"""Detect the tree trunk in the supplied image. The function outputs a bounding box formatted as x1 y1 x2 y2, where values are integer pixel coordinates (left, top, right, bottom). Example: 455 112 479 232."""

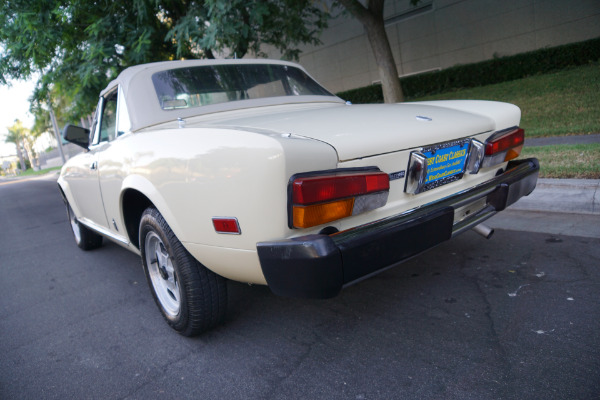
15 141 26 171
205 48 216 59
336 0 404 103
362 17 404 103
22 137 38 170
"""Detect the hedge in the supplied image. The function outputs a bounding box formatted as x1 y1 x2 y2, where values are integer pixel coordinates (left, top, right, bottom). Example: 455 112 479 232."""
336 36 600 103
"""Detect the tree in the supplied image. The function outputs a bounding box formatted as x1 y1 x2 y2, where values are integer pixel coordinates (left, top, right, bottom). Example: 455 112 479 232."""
335 0 419 103
4 130 26 171
11 119 39 169
1 0 329 123
4 120 29 171
167 0 328 61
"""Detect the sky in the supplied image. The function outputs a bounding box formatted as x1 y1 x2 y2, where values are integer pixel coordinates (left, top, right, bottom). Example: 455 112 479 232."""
0 77 37 158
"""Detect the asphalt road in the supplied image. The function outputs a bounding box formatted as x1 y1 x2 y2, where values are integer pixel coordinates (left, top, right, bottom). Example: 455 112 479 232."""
1 176 599 400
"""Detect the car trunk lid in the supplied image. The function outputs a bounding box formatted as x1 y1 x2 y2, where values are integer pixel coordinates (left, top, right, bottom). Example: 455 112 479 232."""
194 103 495 161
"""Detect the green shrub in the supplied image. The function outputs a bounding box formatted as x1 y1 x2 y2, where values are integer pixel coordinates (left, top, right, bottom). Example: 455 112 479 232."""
337 37 600 103
335 84 383 104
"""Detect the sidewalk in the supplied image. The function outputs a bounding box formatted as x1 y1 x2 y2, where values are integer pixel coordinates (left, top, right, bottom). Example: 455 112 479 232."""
489 178 600 238
510 178 599 215
525 133 600 147
0 169 61 185
487 133 600 238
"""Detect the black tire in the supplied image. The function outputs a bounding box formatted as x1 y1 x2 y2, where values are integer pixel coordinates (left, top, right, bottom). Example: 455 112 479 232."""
139 207 227 336
66 202 103 250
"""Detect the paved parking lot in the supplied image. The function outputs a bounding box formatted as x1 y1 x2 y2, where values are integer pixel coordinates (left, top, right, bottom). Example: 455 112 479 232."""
1 177 599 399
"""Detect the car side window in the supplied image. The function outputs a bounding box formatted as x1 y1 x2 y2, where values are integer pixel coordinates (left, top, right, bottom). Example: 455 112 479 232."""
99 90 118 143
116 88 131 136
88 102 101 145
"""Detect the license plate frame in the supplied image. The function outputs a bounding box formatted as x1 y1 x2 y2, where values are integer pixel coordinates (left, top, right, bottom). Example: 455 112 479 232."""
420 139 470 192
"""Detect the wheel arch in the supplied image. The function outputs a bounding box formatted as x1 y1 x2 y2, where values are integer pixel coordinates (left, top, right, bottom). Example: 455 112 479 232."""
120 175 184 250
121 188 154 250
57 178 81 217
57 183 67 203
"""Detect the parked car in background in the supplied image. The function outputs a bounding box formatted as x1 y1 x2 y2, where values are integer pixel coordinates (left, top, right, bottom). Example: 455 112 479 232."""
58 59 539 336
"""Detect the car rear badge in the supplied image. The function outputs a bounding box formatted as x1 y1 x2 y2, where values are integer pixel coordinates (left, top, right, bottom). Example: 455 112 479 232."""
416 115 433 122
389 170 406 181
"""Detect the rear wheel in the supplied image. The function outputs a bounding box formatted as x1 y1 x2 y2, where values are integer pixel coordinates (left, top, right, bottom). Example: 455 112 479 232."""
139 207 227 336
66 202 103 250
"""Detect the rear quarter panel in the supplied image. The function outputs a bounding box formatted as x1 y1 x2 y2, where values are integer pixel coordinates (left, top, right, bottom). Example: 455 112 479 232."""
98 127 338 283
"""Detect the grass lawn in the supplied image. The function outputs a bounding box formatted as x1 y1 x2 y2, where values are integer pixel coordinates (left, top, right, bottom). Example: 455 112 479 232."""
413 63 600 138
15 166 62 177
520 143 600 179
413 63 600 178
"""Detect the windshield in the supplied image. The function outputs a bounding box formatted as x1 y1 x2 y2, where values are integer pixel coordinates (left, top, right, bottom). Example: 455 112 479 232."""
151 64 334 110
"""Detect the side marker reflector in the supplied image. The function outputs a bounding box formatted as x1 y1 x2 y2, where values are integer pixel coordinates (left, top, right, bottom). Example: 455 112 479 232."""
212 218 241 234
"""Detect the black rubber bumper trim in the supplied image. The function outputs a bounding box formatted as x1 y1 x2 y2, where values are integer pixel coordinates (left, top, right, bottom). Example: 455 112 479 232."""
257 158 539 299
255 234 343 299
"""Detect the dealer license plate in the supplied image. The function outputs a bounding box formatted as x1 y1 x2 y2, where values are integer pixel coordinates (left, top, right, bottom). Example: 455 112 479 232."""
421 139 470 191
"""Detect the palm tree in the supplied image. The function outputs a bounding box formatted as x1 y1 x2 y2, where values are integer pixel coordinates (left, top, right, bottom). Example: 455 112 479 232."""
5 119 38 171
4 129 27 171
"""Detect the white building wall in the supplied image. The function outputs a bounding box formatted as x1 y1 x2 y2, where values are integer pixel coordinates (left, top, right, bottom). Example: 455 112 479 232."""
267 0 600 94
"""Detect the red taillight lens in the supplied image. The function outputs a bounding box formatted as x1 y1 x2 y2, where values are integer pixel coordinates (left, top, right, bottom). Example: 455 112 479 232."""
291 171 390 228
482 127 525 168
293 172 389 205
485 128 524 156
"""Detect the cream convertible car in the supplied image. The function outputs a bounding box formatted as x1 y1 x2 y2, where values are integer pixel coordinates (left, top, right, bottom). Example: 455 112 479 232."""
59 59 539 336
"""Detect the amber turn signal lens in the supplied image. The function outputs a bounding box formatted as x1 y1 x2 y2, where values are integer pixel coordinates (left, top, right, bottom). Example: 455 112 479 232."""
504 144 523 162
293 198 355 229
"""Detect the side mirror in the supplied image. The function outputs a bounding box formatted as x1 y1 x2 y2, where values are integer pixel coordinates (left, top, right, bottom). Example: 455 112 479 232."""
62 124 90 149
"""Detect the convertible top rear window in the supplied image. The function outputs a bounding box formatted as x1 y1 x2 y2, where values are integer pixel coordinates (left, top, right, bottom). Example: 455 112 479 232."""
152 64 334 110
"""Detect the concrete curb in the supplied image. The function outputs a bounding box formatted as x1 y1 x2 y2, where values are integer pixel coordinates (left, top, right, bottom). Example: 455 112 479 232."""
508 178 600 215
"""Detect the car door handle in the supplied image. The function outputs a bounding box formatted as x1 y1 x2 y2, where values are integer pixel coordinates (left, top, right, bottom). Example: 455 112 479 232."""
90 161 98 170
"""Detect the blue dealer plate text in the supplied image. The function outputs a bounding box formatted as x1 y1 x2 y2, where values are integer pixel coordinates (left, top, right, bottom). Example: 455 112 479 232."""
423 142 469 186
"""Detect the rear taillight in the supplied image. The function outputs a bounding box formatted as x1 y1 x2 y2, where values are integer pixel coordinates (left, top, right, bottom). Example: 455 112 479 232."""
482 127 524 168
291 171 390 228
